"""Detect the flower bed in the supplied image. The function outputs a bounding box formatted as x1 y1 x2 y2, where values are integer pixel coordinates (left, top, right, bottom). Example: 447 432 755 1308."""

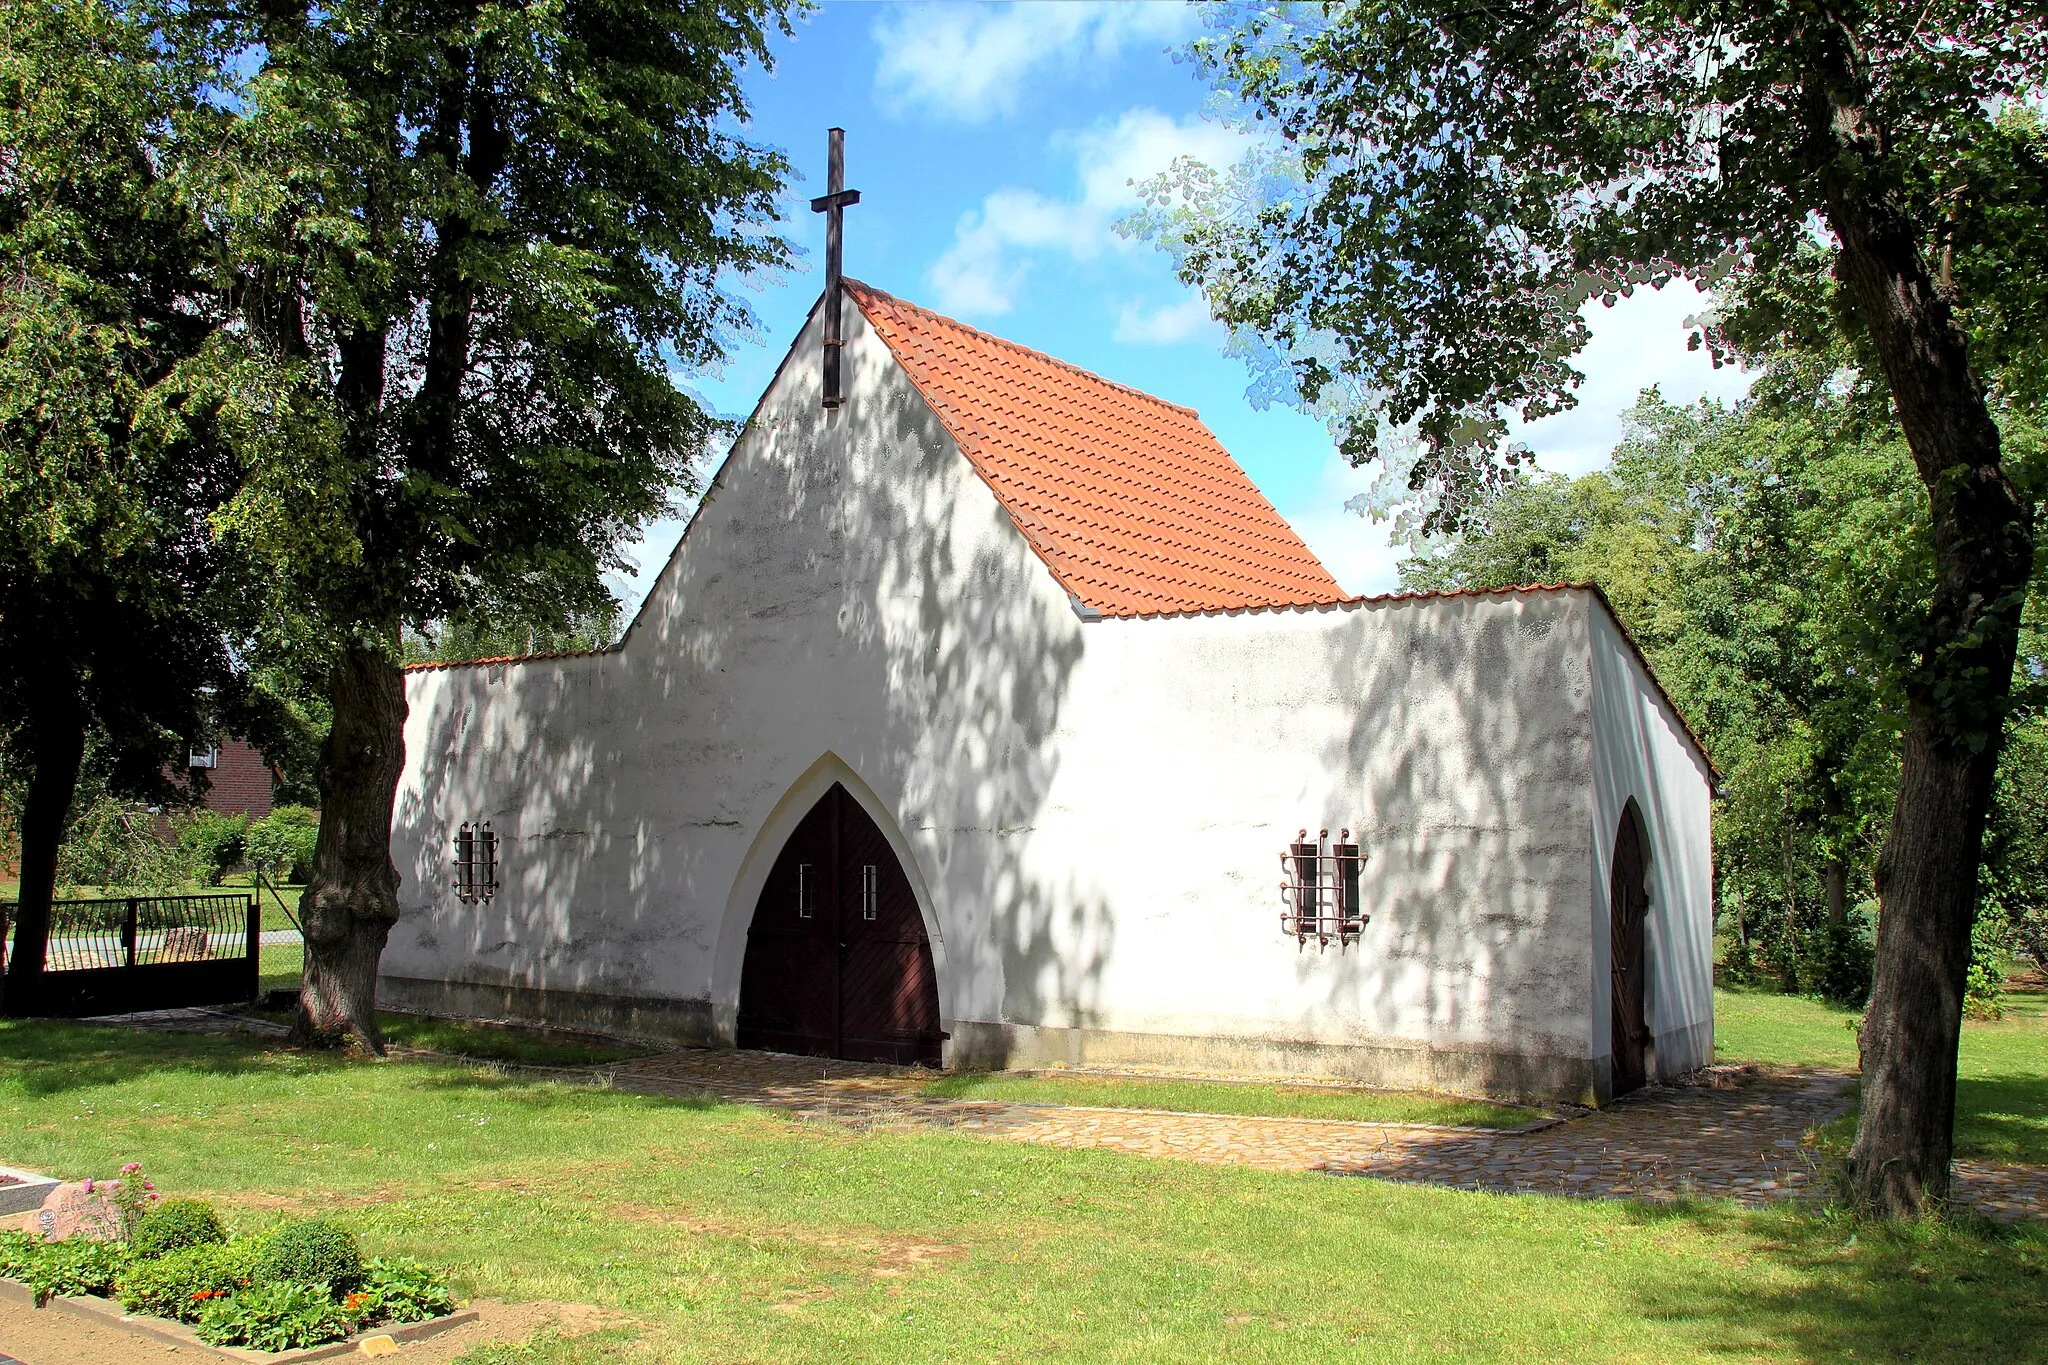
0 1163 459 1354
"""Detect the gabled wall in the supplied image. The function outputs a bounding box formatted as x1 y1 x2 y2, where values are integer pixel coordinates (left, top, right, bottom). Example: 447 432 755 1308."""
387 293 1083 1041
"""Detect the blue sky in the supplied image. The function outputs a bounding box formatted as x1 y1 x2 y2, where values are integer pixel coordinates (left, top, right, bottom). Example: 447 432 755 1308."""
624 1 1753 605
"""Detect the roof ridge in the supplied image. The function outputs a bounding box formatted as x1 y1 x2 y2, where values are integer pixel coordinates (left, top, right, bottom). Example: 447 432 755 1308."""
844 278 1203 420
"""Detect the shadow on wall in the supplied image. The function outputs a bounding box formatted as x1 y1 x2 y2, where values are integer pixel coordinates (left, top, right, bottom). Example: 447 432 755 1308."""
1299 593 1597 1092
393 302 1109 1042
845 332 1104 1045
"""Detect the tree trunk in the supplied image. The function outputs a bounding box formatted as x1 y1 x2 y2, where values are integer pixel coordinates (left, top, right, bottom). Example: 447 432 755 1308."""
1822 775 1848 929
1778 804 1801 993
1802 27 2038 1217
0 709 85 1017
292 643 408 1052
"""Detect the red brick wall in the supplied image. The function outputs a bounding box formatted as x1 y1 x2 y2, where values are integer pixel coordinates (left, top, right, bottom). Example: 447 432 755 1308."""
192 737 276 819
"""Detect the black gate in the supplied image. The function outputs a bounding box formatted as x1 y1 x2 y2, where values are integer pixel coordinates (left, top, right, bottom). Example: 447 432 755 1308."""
2 893 259 1017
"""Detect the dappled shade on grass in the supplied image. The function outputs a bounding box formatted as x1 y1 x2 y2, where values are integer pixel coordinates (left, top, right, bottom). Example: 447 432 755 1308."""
2 1012 2045 1363
922 1072 1540 1129
1716 981 2047 1165
371 1014 652 1068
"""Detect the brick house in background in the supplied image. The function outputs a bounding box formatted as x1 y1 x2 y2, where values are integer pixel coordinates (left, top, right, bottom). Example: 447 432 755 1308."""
184 737 277 820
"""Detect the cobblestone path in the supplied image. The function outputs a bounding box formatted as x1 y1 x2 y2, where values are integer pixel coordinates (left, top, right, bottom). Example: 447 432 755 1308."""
87 1010 2048 1221
603 1048 2048 1222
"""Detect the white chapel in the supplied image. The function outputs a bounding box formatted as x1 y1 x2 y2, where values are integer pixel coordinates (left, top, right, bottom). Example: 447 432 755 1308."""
384 273 1716 1106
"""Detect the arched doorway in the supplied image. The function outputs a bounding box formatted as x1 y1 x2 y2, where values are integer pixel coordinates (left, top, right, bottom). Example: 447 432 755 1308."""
735 783 944 1066
1608 801 1652 1096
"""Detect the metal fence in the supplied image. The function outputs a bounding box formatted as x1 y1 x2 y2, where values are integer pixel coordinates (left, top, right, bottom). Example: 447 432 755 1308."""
10 893 256 971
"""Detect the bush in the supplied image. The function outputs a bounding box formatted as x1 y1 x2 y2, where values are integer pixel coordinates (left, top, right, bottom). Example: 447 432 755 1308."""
55 792 185 891
0 1231 131 1305
246 805 319 882
117 1240 258 1321
173 812 247 887
0 1230 40 1282
355 1256 455 1324
1809 905 1878 1008
132 1199 226 1260
255 1219 363 1294
197 1280 355 1352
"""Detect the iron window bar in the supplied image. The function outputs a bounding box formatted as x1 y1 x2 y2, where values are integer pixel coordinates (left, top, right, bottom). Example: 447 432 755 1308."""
1279 827 1368 951
454 821 499 904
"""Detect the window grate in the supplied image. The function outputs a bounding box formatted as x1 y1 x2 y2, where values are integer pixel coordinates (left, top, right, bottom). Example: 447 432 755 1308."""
861 864 878 920
797 863 815 918
1278 827 1368 950
454 821 499 904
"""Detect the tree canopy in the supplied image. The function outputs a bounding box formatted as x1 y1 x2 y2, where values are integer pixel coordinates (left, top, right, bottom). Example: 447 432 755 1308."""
0 0 252 1008
187 0 796 1047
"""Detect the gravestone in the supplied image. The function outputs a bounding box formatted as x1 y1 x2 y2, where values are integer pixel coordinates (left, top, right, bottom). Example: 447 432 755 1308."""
35 1180 125 1242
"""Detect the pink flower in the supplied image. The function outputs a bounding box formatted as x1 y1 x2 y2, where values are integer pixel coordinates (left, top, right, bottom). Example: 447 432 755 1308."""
83 1179 94 1193
142 1181 155 1191
121 1163 142 1175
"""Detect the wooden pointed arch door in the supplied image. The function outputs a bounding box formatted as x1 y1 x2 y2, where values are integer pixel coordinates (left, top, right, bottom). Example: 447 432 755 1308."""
736 783 945 1066
1608 801 1652 1097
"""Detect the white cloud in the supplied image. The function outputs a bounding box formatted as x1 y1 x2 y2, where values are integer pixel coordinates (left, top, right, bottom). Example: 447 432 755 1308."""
1113 295 1220 346
873 2 1195 123
1512 282 1753 473
926 108 1246 316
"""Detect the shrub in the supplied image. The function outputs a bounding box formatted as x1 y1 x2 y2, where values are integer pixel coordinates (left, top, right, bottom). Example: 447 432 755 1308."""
255 1219 363 1294
132 1199 226 1260
117 1240 258 1321
173 811 247 886
0 1230 40 1282
197 1280 354 1352
246 805 320 882
355 1255 455 1324
1809 906 1878 1008
54 792 185 891
0 1232 131 1305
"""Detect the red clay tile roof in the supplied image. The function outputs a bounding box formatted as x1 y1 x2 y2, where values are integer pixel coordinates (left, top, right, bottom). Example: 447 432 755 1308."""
848 281 1348 618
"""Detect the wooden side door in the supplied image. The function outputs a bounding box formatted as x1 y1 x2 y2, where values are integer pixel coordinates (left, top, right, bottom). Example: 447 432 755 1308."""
835 791 944 1065
1608 807 1650 1096
736 793 841 1058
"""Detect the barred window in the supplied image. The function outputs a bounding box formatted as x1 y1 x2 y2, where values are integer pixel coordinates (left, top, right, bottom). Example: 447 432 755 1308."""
454 821 499 904
1279 827 1367 950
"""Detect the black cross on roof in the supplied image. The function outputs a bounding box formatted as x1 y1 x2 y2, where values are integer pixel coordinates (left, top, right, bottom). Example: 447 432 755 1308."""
812 127 860 409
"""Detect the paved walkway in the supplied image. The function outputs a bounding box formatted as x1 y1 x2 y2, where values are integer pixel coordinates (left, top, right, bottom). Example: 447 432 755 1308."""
601 1049 2048 1221
83 1010 2048 1222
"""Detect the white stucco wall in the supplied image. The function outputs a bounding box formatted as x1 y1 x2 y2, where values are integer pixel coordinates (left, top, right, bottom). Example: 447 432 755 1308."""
385 294 1716 1102
1587 608 1717 1084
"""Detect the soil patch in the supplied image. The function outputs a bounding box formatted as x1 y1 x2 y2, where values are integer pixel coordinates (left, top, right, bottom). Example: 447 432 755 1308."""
0 1296 621 1364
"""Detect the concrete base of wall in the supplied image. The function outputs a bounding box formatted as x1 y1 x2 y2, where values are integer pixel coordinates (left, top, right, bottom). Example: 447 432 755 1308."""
1654 1016 1714 1079
944 1019 1598 1107
374 976 1629 1108
1589 1016 1716 1105
377 975 720 1048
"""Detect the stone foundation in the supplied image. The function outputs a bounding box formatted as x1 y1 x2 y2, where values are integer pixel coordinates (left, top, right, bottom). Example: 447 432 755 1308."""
943 1019 1597 1106
376 975 720 1048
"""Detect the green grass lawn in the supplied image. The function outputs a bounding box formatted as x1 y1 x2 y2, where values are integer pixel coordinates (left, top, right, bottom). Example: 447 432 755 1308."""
1715 979 2048 1165
7 981 2048 1364
922 1072 1540 1129
2 1018 2045 1364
